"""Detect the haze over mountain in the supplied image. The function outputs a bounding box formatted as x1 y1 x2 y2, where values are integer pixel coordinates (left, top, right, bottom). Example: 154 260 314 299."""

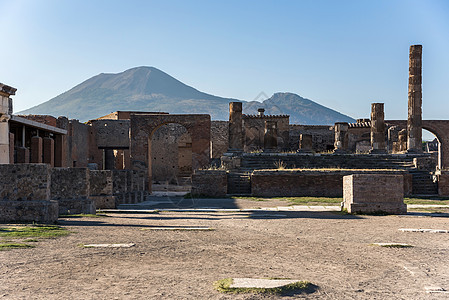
19 66 355 124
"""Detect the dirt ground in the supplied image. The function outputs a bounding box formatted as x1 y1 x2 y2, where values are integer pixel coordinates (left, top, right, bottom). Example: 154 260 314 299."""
1 199 449 299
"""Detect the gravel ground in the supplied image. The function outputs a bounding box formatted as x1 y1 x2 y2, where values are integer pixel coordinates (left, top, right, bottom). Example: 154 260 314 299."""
1 200 449 299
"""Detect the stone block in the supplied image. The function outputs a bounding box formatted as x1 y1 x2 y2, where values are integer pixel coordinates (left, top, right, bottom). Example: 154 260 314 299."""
17 147 30 163
0 200 58 223
91 195 116 209
43 137 54 167
31 136 43 163
342 174 406 214
191 170 227 197
0 164 50 200
89 170 113 195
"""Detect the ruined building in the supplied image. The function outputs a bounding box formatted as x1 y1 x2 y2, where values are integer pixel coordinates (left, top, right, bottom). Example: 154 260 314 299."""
1 44 449 222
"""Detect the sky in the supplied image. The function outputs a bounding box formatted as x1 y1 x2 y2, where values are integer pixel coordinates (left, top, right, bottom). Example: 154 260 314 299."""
1 0 449 125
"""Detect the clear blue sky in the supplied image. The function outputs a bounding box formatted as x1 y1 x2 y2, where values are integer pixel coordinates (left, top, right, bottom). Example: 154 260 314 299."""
1 0 449 123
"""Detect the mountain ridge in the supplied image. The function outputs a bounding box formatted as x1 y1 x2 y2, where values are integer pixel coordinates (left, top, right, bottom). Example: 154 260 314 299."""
18 66 355 124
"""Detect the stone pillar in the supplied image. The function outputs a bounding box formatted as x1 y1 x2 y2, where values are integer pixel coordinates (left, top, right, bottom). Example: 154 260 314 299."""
104 148 115 170
388 126 400 152
407 44 423 153
43 137 55 167
31 136 43 163
9 132 14 163
263 120 278 151
257 108 265 116
0 84 15 164
228 102 243 152
298 134 313 153
17 147 30 163
369 103 386 153
333 122 348 153
54 134 67 167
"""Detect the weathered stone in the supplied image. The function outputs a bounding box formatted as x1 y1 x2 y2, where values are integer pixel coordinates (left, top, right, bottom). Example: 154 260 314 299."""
191 170 227 197
30 136 43 163
228 102 243 152
298 134 313 152
263 120 278 150
333 122 348 153
407 45 423 153
342 174 406 214
370 103 386 153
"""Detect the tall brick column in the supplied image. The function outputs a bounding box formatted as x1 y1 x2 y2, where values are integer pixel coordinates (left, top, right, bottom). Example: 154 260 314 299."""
43 137 55 167
333 122 348 153
369 103 386 153
407 45 423 153
30 136 43 163
0 83 16 164
228 102 243 152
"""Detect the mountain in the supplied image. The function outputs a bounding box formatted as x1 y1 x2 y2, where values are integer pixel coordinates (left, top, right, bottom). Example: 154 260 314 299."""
18 66 355 124
244 93 355 125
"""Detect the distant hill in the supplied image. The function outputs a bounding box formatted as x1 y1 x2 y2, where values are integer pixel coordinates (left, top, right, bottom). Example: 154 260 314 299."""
244 93 355 125
18 66 355 124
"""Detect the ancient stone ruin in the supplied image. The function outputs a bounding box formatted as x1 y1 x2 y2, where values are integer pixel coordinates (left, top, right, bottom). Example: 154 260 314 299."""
1 44 449 221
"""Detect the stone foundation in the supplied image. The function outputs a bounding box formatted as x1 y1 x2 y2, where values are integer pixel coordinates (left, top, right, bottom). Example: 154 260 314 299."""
251 170 412 198
112 170 147 205
342 174 406 214
0 164 58 223
0 200 59 223
191 170 227 197
51 168 95 215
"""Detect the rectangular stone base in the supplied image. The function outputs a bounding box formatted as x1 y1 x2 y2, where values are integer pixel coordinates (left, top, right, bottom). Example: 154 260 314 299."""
346 202 407 214
58 198 96 215
115 191 148 205
0 200 59 223
92 195 117 209
343 174 406 215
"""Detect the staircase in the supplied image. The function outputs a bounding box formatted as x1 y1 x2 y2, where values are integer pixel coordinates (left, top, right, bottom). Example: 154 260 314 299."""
227 173 251 195
240 154 416 171
410 171 438 195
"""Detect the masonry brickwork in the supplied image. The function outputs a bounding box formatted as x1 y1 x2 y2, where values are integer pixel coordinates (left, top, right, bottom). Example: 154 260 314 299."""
343 174 407 214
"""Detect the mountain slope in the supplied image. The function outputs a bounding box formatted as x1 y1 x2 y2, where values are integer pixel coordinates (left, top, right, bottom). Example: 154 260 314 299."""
18 66 355 124
244 93 355 125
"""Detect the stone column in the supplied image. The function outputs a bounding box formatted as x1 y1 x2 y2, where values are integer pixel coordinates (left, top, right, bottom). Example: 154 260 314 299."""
43 137 55 167
298 134 313 153
54 134 67 167
407 44 423 153
0 83 15 164
228 102 244 152
31 136 43 163
333 122 348 153
263 120 278 151
369 103 386 153
388 126 400 152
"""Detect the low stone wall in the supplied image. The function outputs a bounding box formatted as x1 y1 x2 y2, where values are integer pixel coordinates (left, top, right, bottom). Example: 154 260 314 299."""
0 164 58 223
191 170 227 197
89 170 116 209
112 170 147 205
342 174 406 214
51 168 95 214
251 170 412 197
436 171 449 196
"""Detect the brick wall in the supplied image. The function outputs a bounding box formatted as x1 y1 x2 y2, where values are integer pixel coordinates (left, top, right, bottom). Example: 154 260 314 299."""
342 174 406 214
251 170 411 197
191 170 227 197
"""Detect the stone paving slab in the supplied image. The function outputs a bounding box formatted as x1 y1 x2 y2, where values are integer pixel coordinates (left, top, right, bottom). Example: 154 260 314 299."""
230 278 300 289
399 228 449 233
83 243 135 248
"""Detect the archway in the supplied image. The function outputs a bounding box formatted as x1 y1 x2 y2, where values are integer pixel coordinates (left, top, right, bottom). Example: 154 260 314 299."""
130 114 211 192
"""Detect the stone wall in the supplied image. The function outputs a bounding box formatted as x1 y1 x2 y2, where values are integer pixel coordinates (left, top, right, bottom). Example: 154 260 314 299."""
243 115 289 152
191 170 227 197
50 168 95 214
112 170 147 205
89 170 115 209
211 121 228 159
251 170 412 197
67 120 90 167
342 174 406 214
289 125 334 152
0 164 58 223
89 119 130 149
